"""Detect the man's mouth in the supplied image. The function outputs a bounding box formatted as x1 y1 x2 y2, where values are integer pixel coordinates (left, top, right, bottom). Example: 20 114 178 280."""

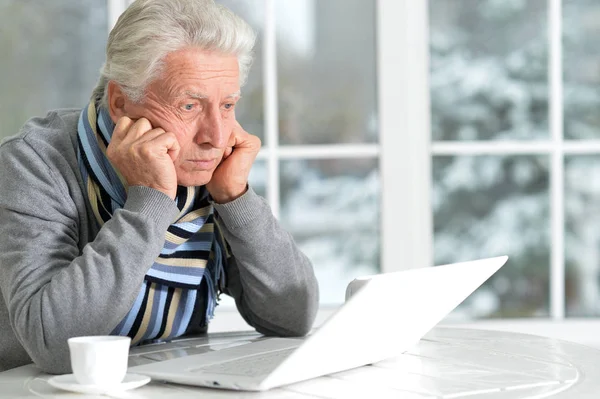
187 158 217 170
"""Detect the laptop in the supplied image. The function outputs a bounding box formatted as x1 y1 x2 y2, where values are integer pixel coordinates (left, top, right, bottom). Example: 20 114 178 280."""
129 256 508 391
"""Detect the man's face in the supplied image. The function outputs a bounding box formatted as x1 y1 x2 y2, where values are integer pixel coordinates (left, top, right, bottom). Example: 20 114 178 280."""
121 48 241 187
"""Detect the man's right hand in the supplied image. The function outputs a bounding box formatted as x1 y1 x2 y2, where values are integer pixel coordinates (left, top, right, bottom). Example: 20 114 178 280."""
106 117 180 200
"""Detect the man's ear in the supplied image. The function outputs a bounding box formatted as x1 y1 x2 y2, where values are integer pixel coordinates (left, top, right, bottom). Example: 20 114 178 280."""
107 81 128 124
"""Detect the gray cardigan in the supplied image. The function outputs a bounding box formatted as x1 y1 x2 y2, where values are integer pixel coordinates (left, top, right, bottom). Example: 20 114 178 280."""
0 109 318 373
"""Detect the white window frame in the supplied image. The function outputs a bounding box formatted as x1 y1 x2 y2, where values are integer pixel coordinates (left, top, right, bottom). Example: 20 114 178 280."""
108 0 128 30
429 0 567 320
402 0 600 322
257 0 433 278
377 0 433 274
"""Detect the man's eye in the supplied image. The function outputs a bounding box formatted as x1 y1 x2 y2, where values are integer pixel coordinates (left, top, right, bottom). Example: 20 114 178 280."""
183 104 195 111
224 103 235 110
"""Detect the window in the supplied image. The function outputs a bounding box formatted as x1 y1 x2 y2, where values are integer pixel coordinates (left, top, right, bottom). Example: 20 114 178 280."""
14 0 554 319
0 1 108 139
218 0 381 305
9 0 592 325
430 0 551 318
563 0 600 316
422 0 600 319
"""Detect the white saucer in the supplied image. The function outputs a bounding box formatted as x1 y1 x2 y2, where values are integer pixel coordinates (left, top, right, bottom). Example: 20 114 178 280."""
47 373 150 395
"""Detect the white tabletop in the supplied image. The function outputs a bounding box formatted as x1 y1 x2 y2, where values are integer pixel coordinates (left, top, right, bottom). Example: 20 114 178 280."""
2 326 600 398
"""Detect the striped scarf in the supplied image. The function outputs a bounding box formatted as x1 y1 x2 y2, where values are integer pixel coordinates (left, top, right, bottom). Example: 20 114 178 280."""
77 102 227 345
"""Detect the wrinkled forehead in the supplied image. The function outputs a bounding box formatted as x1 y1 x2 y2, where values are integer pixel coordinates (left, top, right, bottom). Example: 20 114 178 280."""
153 48 241 99
182 90 241 100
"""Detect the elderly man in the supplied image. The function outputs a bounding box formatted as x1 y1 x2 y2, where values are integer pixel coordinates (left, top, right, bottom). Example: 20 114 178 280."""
0 0 318 373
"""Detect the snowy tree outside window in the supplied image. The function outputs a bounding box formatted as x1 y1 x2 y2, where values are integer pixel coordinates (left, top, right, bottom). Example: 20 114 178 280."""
431 0 600 318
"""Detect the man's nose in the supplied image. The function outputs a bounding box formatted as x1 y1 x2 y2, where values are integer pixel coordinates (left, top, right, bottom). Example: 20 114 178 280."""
195 107 228 148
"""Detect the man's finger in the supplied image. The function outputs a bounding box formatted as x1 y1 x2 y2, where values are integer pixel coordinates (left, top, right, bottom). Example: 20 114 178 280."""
133 127 166 144
111 116 134 145
229 129 260 151
124 118 154 142
149 131 181 162
230 120 261 151
223 146 234 159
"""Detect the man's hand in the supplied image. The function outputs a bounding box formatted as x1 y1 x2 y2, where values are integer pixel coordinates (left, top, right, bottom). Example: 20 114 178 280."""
206 121 261 204
106 117 181 200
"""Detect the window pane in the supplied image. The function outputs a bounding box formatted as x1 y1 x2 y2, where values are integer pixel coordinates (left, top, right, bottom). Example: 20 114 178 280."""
276 0 377 145
0 1 107 140
217 0 265 142
433 156 550 317
565 156 600 316
280 158 380 304
429 0 548 141
563 1 600 140
248 160 267 199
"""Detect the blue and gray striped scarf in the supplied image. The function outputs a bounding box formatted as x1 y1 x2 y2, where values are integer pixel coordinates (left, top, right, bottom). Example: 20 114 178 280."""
77 101 227 344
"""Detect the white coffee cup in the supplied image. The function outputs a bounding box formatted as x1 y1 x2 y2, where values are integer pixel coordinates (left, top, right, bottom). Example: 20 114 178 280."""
67 336 131 386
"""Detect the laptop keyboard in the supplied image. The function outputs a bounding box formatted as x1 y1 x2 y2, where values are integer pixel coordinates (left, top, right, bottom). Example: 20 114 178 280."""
194 347 296 378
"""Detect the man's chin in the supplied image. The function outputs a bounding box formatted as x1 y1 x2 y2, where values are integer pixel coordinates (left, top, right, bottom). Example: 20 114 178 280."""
177 172 214 188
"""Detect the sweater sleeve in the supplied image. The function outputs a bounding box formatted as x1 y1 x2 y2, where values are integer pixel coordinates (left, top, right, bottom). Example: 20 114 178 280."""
0 138 179 374
213 187 319 337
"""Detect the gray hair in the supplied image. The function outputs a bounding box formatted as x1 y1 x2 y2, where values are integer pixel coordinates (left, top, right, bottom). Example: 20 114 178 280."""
92 0 256 108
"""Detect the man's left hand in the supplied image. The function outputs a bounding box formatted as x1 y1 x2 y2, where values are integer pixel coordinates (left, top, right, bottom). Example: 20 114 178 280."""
206 121 261 204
